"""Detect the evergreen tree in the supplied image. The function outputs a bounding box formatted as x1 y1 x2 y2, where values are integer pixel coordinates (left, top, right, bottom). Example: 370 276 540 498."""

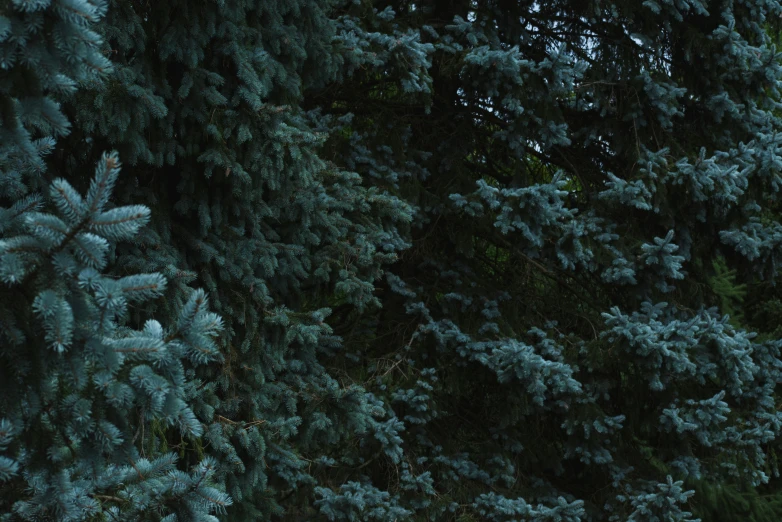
305 0 782 520
0 1 229 520
7 0 782 520
44 0 413 519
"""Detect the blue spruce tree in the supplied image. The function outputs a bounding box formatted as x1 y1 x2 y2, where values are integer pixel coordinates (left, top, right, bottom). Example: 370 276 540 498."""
8 0 782 520
303 0 782 520
39 0 413 519
0 1 230 520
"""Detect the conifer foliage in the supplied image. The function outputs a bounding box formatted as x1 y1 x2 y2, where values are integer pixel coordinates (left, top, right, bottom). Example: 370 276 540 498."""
308 0 782 520
5 0 782 520
0 1 228 520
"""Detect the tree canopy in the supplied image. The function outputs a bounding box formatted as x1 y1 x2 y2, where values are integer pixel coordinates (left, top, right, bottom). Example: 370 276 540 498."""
3 0 782 520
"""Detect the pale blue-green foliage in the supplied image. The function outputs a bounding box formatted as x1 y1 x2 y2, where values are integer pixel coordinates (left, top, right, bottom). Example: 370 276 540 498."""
639 230 686 292
660 391 730 446
0 4 232 518
0 420 18 482
0 0 112 172
0 154 149 284
599 146 753 222
307 111 433 188
312 0 782 520
562 414 626 465
335 9 435 95
0 153 230 520
391 367 438 425
611 476 699 522
314 481 412 521
721 216 782 279
473 492 585 522
602 300 781 485
601 302 755 393
51 0 417 517
449 17 588 153
8 0 782 519
453 178 575 237
600 171 657 212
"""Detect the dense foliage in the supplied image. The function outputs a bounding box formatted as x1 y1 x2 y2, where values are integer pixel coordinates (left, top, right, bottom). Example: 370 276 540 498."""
4 0 782 520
